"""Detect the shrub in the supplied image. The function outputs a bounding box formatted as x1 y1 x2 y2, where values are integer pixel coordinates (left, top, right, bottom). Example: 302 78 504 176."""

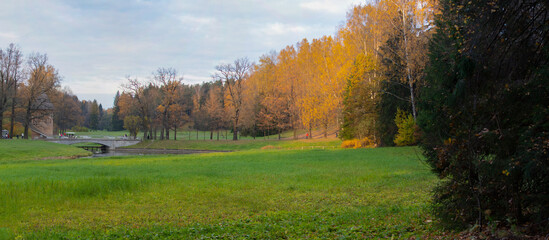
393 109 417 146
341 138 375 149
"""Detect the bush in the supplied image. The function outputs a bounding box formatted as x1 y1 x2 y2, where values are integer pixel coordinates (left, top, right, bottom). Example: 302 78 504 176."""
341 138 375 149
393 109 416 146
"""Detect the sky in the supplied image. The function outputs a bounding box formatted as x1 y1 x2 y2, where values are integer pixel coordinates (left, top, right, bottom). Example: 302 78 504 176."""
0 0 363 108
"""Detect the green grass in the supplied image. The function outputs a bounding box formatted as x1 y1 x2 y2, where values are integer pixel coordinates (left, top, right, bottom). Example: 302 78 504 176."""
0 140 91 163
127 139 342 151
73 129 305 141
72 130 129 138
0 146 447 239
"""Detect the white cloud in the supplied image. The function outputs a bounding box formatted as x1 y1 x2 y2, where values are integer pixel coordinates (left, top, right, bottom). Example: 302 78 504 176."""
300 0 362 15
0 32 19 42
183 74 213 84
0 0 363 107
178 15 216 26
261 23 308 36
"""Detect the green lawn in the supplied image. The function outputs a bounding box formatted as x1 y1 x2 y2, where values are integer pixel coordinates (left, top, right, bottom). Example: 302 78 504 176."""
72 129 304 141
0 144 446 239
72 130 129 138
0 140 91 163
127 138 342 151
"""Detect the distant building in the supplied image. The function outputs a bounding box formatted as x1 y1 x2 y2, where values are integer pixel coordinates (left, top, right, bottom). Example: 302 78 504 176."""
30 93 54 139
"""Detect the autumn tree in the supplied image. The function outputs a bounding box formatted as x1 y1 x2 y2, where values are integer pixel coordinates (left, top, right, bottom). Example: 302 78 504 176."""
153 67 184 140
123 115 141 139
276 46 301 139
378 0 436 121
122 77 158 139
204 82 225 140
20 53 60 138
51 87 82 132
190 84 209 138
214 58 253 140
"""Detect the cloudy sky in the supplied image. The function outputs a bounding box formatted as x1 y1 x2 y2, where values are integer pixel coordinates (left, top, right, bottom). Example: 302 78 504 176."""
0 0 363 107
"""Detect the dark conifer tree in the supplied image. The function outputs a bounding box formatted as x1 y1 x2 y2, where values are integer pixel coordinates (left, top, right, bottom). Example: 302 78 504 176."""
419 0 549 231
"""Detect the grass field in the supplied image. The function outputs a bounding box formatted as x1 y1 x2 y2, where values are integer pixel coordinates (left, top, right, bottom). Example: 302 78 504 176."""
0 139 446 239
0 140 91 164
71 129 304 141
128 139 342 151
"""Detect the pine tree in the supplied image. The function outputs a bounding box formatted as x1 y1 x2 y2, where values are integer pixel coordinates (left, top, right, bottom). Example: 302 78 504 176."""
89 100 99 130
111 91 124 131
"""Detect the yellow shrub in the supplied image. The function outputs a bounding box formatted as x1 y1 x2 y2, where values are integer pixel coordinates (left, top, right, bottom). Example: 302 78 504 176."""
341 138 375 149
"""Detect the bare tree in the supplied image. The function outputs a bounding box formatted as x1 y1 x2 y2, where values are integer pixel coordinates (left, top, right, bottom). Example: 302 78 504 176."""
7 44 23 137
0 44 23 137
213 58 253 141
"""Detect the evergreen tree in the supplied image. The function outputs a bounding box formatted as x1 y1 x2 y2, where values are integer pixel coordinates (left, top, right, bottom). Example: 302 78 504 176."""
98 103 103 118
419 0 549 231
111 91 124 131
89 100 99 130
340 53 377 140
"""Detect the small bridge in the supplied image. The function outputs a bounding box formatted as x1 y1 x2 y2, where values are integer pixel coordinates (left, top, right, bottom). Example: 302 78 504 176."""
45 138 141 150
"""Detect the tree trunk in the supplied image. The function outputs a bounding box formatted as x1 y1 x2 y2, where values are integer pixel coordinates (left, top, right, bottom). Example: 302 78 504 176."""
165 126 170 140
324 121 328 138
233 110 239 141
216 130 219 141
278 128 281 140
401 7 417 121
160 128 164 140
174 126 177 140
9 86 17 138
210 130 213 140
0 111 3 138
23 104 32 139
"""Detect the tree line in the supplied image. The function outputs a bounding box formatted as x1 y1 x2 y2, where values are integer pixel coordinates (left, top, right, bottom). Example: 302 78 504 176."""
0 45 61 139
114 0 436 144
114 0 549 234
0 44 118 137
